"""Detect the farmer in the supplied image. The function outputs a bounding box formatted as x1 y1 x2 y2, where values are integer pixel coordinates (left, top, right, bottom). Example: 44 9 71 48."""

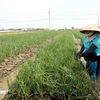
78 24 100 80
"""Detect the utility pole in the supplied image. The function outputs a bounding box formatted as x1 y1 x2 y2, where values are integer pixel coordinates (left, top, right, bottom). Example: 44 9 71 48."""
97 14 100 27
48 11 50 30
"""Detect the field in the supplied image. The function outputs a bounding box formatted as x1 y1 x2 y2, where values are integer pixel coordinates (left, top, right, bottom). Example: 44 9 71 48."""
0 30 96 100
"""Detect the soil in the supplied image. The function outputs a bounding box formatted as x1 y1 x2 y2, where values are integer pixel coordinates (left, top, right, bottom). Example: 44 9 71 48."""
0 35 59 100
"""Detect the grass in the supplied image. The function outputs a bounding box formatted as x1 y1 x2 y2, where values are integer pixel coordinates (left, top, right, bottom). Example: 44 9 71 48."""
0 30 61 60
70 29 85 39
5 31 94 100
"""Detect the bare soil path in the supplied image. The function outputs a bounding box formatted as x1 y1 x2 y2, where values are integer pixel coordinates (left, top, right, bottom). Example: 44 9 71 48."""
0 34 60 100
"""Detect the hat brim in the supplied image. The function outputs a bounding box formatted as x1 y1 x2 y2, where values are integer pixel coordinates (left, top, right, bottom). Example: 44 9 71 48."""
80 24 100 34
80 30 100 33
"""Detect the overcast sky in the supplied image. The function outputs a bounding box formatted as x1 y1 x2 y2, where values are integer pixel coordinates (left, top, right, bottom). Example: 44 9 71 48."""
0 0 100 29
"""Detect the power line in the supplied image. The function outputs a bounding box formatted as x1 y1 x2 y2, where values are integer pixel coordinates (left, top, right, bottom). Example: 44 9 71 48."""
0 12 99 19
51 11 100 15
50 17 98 20
0 17 98 23
0 12 48 19
0 19 49 23
0 11 99 29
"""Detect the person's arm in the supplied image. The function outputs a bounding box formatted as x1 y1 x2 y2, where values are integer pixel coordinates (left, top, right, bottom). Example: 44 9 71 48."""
81 44 97 57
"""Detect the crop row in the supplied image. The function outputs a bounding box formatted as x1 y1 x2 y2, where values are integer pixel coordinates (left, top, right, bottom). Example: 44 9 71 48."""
70 30 84 39
0 31 61 60
6 31 94 100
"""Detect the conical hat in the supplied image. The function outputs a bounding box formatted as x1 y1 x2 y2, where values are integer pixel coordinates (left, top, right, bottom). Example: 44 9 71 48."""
80 24 100 33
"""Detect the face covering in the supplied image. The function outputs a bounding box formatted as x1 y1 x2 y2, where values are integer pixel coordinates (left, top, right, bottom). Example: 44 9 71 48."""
86 32 97 42
86 32 95 37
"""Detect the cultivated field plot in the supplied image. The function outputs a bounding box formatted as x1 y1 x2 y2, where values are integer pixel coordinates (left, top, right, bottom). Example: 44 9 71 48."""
0 30 62 78
0 31 61 60
0 30 96 100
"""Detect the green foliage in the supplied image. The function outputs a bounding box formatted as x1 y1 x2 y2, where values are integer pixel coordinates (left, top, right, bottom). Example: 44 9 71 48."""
71 29 85 39
0 31 60 60
6 31 94 100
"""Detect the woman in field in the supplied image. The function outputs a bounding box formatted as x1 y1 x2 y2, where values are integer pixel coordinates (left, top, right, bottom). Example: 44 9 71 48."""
78 24 100 80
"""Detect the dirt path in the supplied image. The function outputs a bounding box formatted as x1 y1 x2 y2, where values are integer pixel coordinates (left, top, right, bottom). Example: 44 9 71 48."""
0 35 60 100
0 65 21 100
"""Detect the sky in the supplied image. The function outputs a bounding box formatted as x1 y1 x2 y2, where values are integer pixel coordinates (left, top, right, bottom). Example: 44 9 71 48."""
0 0 100 29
